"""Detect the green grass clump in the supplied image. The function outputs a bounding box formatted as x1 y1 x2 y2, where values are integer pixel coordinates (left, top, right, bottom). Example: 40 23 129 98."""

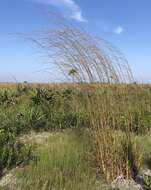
16 129 109 190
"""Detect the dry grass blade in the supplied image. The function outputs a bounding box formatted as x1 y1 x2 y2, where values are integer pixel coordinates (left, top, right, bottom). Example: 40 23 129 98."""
33 25 134 84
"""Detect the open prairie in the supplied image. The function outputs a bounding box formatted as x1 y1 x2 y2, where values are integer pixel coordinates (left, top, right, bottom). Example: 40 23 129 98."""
1 1 151 189
0 83 151 189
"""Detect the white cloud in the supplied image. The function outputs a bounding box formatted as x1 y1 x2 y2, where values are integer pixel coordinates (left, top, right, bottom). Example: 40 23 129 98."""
114 26 123 34
35 0 87 22
72 11 87 22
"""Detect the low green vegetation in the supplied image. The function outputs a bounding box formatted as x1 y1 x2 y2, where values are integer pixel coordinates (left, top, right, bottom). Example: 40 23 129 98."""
0 83 151 189
143 175 151 190
16 129 109 190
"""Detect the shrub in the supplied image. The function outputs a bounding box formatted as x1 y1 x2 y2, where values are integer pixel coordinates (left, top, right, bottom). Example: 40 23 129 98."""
0 129 32 176
143 175 151 190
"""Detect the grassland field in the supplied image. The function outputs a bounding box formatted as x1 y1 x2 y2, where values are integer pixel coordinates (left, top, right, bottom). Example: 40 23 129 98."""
0 83 151 189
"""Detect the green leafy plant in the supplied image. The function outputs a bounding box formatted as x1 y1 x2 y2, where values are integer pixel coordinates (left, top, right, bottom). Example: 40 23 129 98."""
143 175 151 190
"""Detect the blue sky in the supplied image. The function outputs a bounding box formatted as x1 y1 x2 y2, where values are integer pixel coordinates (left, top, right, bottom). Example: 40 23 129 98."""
0 0 151 83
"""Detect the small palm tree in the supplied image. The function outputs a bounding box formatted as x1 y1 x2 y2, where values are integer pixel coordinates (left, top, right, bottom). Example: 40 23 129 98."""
68 69 77 82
